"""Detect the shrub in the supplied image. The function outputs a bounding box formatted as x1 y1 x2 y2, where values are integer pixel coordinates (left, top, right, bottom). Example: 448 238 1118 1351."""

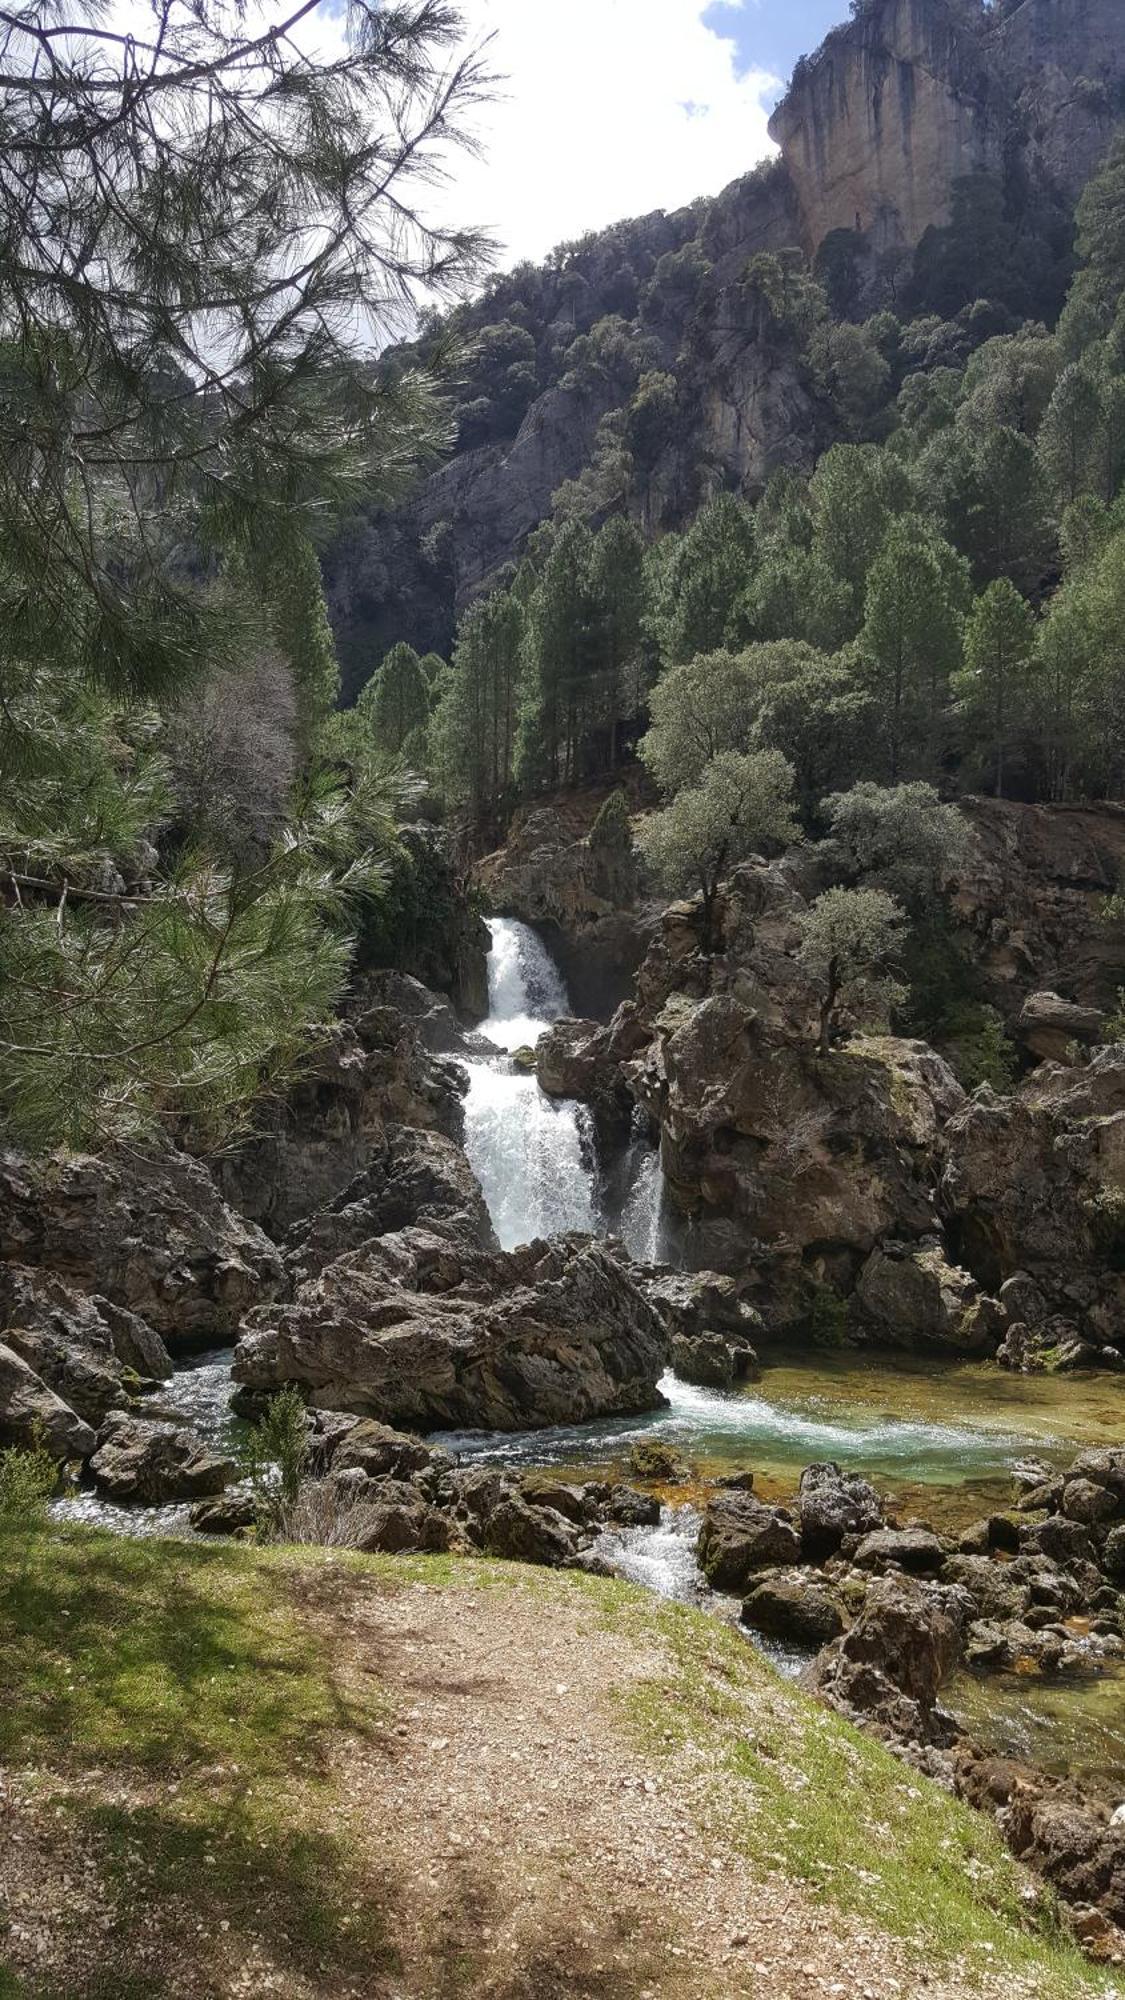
0 1434 57 1525
243 1387 310 1536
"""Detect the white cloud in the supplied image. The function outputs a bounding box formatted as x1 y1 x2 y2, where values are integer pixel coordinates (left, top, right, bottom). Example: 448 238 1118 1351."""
446 1 780 267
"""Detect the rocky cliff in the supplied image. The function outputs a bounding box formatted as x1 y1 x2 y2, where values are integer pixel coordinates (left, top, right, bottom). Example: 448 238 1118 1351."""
323 0 1122 678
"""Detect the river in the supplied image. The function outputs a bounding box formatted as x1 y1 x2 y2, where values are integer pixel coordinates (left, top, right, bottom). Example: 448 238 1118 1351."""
57 915 1125 1782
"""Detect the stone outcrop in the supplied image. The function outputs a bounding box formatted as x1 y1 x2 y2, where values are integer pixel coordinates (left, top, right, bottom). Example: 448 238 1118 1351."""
797 1461 885 1560
213 994 470 1232
853 1238 1003 1354
0 1341 96 1461
696 1490 801 1591
807 1572 971 1745
283 1127 496 1285
0 1144 283 1349
233 1227 668 1433
0 1264 172 1424
942 1046 1125 1363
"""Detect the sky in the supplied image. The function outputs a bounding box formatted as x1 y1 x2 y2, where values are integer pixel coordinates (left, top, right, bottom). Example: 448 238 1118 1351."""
444 0 845 269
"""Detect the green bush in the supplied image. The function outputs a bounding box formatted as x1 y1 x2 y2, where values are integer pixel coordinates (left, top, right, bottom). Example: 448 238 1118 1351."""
243 1387 310 1537
0 1434 58 1525
804 1281 852 1351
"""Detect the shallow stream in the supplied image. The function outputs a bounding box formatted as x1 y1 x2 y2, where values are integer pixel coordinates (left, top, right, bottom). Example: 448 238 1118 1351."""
59 916 1125 1786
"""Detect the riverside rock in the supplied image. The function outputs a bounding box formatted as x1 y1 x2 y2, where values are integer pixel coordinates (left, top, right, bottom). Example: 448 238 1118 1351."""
0 1341 96 1461
696 1491 801 1592
797 1461 884 1560
0 1263 172 1423
283 1127 497 1285
808 1574 970 1744
90 1412 237 1504
233 1227 667 1433
0 1143 282 1347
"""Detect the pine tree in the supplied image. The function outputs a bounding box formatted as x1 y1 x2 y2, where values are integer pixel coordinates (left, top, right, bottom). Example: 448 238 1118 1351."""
859 519 966 780
956 581 1037 798
357 645 433 761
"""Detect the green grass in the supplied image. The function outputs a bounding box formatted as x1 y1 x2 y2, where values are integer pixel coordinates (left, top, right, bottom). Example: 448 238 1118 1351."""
614 1599 1114 1999
0 1524 1117 2000
0 1522 397 1999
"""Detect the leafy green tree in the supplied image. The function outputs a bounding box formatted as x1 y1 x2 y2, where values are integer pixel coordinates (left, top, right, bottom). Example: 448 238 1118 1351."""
809 322 891 439
739 547 854 652
636 750 798 953
809 444 912 614
858 519 967 779
930 426 1054 590
588 516 648 752
356 644 432 761
753 658 879 814
956 581 1037 798
796 887 907 1055
516 521 597 788
822 781 969 911
640 650 756 794
1069 131 1125 326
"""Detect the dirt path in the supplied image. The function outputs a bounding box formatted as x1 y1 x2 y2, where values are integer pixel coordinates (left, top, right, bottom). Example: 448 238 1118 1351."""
274 1563 1070 2000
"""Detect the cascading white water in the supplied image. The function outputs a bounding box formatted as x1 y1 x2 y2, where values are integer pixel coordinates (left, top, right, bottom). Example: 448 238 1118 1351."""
464 918 597 1249
618 1141 669 1265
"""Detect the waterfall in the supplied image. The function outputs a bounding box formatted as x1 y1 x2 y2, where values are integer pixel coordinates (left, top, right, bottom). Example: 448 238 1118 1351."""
464 918 596 1249
618 1141 669 1266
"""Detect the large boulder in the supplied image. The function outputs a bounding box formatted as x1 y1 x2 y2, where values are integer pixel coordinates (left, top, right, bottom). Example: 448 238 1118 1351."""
0 1264 172 1423
696 1490 801 1592
89 1412 236 1503
742 1571 846 1646
1016 991 1106 1066
797 1461 884 1560
627 993 964 1315
536 1018 633 1143
0 1341 96 1461
808 1573 970 1743
233 1228 668 1433
853 1239 1003 1355
0 1144 282 1348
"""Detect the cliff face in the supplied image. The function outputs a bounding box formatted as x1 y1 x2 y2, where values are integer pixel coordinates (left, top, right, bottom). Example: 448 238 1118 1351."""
769 0 1124 255
769 0 1000 252
324 0 1123 679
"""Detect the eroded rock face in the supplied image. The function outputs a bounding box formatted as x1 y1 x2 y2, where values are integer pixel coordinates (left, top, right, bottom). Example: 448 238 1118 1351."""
941 1047 1125 1360
283 1127 496 1285
0 1264 172 1423
853 1239 1003 1355
1017 991 1107 1066
0 1145 283 1348
233 1228 667 1433
0 1341 96 1461
214 998 469 1231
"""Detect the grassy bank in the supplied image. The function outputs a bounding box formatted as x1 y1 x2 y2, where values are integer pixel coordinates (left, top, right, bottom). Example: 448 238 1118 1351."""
0 1525 1113 1999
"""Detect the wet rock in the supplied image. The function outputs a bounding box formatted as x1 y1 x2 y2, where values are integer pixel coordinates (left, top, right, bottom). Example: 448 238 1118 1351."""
0 1143 282 1347
605 1484 661 1528
90 1412 236 1503
234 1228 668 1434
536 1017 632 1143
189 1492 257 1536
853 1527 947 1576
0 1341 96 1462
668 1331 758 1390
696 1491 801 1592
742 1571 845 1646
627 1440 691 1483
808 1574 970 1744
518 1472 597 1525
797 1461 884 1561
853 1239 1002 1355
